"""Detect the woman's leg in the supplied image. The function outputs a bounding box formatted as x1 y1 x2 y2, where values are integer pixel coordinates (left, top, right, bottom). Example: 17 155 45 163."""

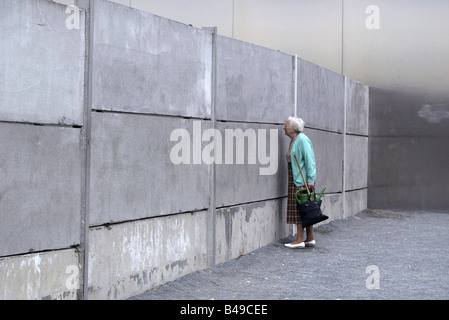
288 225 314 248
293 224 304 244
305 226 314 242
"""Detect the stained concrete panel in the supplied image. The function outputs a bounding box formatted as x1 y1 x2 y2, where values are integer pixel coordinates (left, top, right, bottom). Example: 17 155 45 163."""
345 189 367 218
215 36 293 123
92 0 212 118
0 249 79 300
88 211 208 300
296 58 345 133
214 122 289 207
320 193 344 223
215 199 288 265
0 0 85 126
305 129 343 193
0 123 81 257
89 112 210 225
346 78 369 136
345 135 368 191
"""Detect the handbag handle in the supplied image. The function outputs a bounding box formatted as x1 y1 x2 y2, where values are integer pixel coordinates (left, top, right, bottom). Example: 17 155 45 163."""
294 154 311 198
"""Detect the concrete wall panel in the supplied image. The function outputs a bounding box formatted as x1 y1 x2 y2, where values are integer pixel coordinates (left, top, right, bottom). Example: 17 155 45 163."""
345 189 367 218
0 0 85 126
0 123 81 257
0 249 79 300
89 112 210 225
88 211 208 300
320 193 344 223
92 0 212 118
345 135 368 191
296 58 345 133
215 36 293 123
214 122 289 207
346 78 369 136
215 199 288 265
306 129 343 193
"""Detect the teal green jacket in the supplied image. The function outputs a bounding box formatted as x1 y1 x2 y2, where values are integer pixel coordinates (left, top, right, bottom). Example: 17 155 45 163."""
290 133 316 187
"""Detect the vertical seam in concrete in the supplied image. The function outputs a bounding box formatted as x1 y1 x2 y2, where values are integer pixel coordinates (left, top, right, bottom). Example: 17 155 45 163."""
292 54 298 237
367 87 371 208
207 27 218 268
343 76 348 219
79 0 94 300
293 55 298 117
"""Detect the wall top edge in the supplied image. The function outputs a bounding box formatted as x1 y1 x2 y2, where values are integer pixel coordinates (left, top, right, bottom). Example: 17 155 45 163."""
215 33 293 59
94 0 210 33
88 0 366 86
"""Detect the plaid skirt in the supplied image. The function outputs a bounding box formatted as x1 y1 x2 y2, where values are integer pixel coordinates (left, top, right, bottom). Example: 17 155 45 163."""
287 163 304 225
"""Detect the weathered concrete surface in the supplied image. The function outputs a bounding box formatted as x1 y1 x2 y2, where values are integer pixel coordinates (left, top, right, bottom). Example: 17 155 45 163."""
0 0 371 301
215 35 293 123
345 189 368 218
321 192 344 222
296 58 345 133
0 0 85 126
215 199 288 265
88 210 208 300
345 135 368 191
0 249 79 300
344 77 368 218
346 78 369 136
92 0 212 118
89 112 210 225
305 128 343 193
214 122 289 207
0 123 81 257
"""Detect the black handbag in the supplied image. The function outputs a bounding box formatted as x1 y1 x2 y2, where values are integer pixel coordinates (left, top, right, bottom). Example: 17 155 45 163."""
294 154 328 227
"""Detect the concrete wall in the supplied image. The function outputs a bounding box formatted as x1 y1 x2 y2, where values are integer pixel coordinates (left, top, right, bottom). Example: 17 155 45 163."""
368 87 449 212
112 0 449 98
0 0 369 300
0 0 85 300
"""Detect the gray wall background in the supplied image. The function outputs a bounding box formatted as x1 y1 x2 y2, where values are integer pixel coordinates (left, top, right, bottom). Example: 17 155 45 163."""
0 0 368 299
369 87 449 212
108 0 449 97
108 0 449 215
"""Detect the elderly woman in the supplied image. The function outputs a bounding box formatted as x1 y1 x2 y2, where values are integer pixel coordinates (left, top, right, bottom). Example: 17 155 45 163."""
283 116 317 249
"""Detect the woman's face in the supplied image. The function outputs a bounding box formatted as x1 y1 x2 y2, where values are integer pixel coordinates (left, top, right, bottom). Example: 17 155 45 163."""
283 120 295 137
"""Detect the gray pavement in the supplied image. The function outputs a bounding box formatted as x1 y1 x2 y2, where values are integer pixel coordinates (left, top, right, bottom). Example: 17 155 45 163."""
131 209 449 300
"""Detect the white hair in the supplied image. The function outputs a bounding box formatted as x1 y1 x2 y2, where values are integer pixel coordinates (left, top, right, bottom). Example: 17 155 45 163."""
288 116 305 132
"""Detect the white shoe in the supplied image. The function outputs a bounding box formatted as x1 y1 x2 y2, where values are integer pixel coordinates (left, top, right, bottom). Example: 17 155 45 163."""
305 240 316 247
284 242 305 249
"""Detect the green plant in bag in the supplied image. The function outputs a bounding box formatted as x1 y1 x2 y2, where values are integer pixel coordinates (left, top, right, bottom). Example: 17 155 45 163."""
295 187 326 204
